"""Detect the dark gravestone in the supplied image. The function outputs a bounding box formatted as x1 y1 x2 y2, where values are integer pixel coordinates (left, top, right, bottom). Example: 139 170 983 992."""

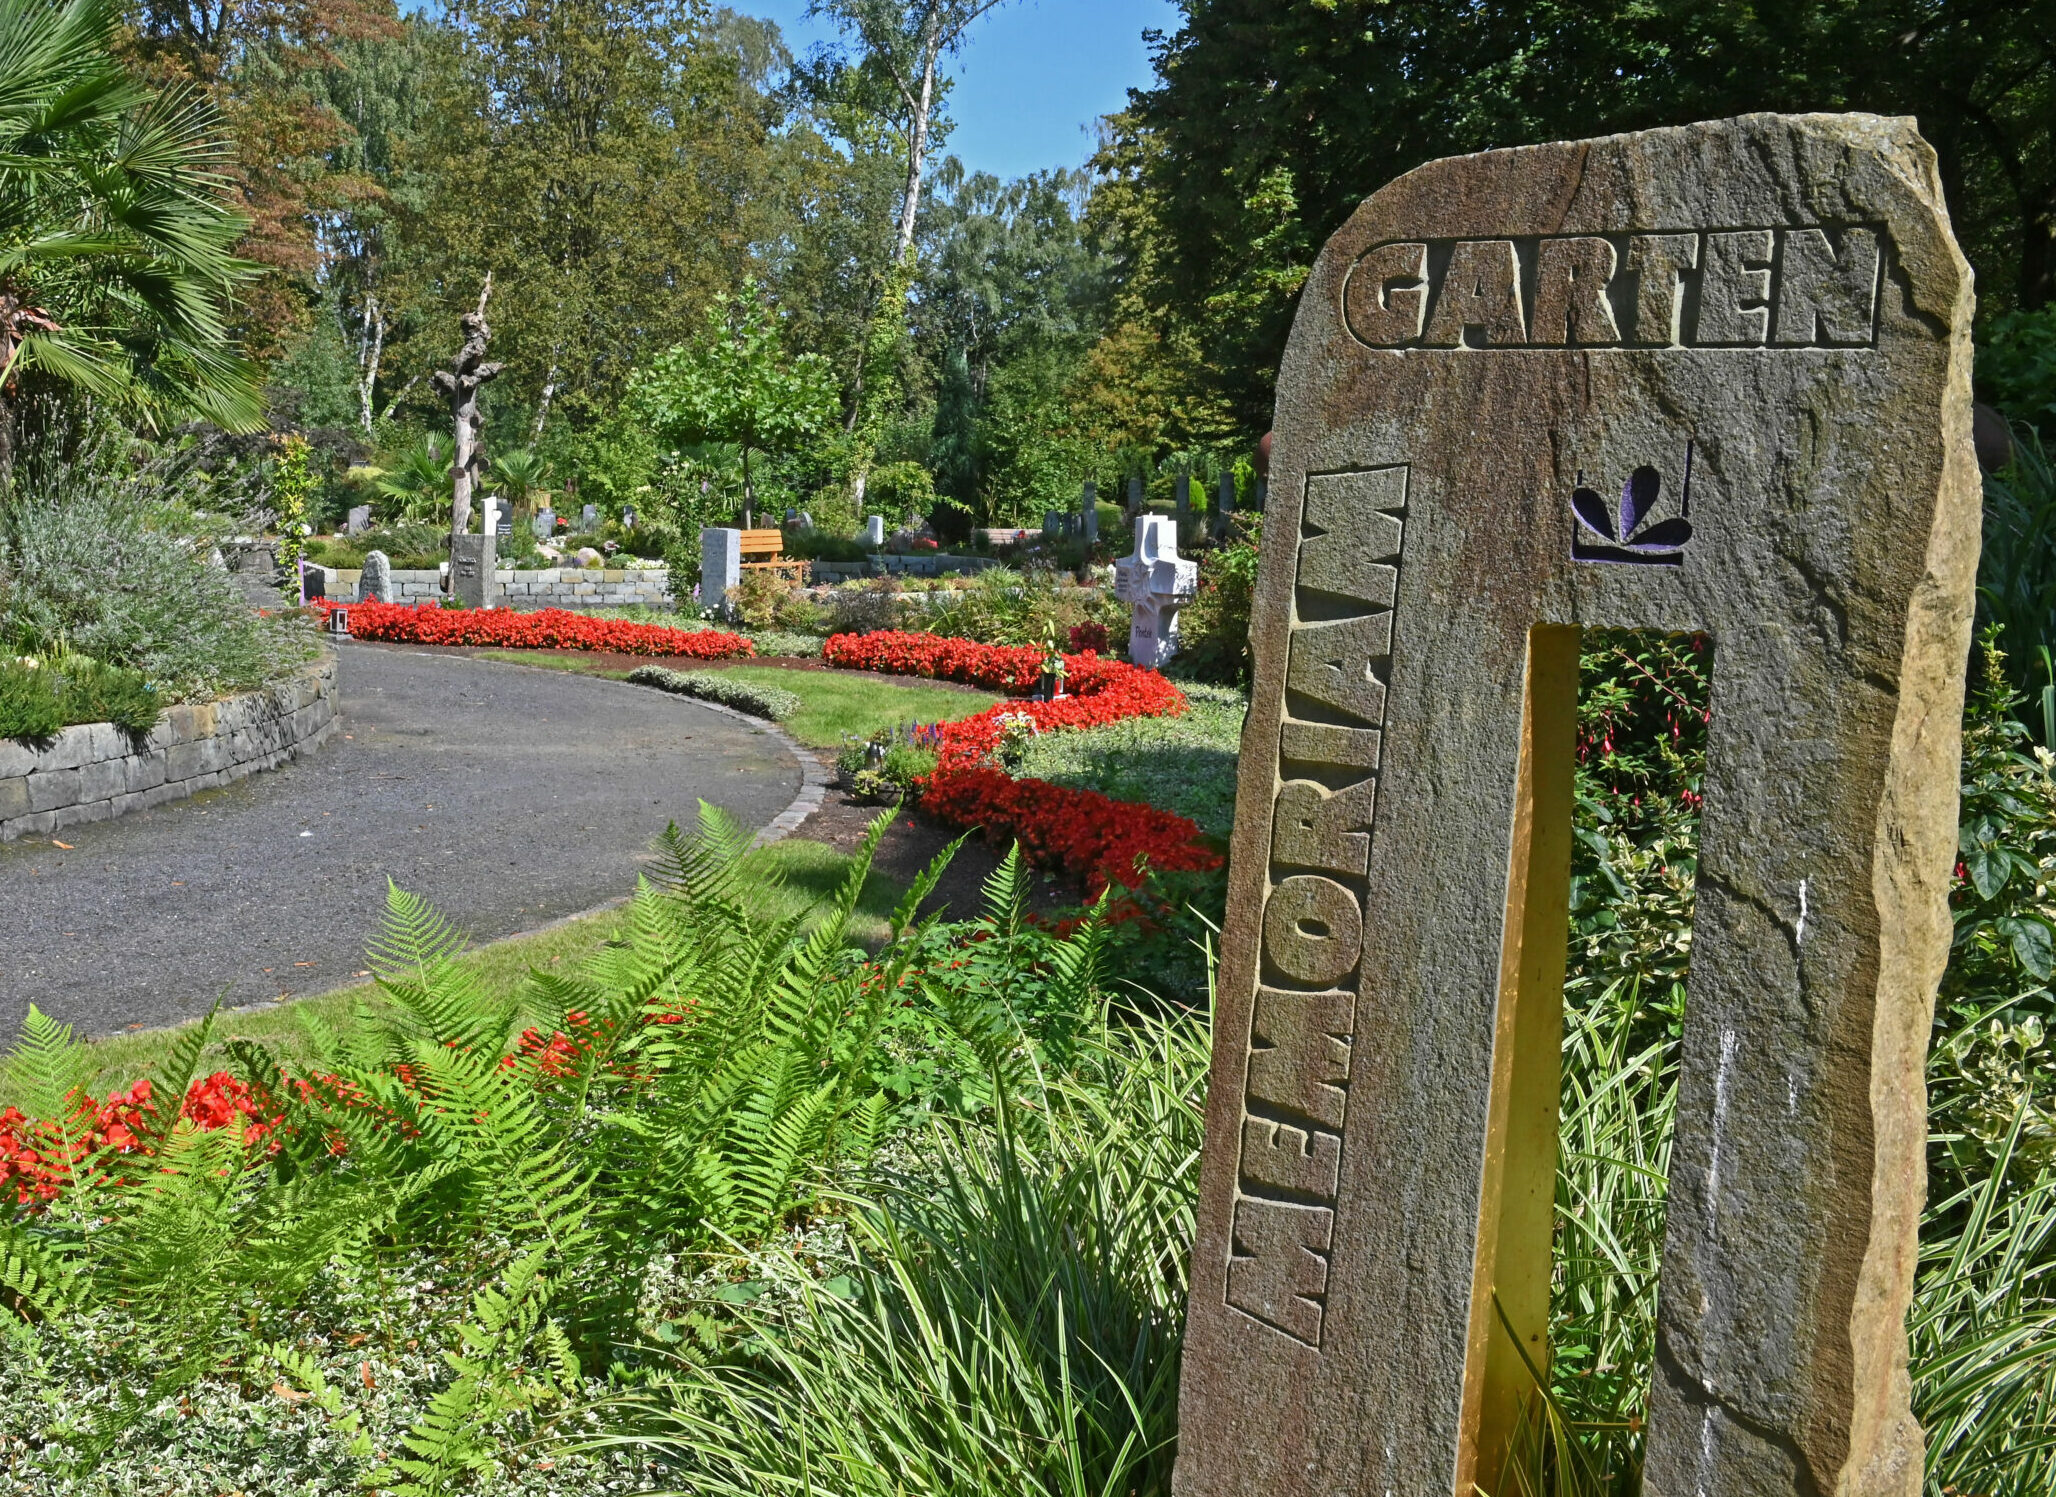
1177 114 1978 1497
448 533 496 609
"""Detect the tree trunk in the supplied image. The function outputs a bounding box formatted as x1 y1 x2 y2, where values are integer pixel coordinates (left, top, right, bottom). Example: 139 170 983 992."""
893 15 941 263
356 295 385 437
531 344 562 442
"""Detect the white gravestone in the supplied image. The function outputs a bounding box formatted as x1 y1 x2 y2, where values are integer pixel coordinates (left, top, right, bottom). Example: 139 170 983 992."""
701 527 742 617
1114 515 1199 669
865 514 886 548
357 549 393 603
346 504 372 535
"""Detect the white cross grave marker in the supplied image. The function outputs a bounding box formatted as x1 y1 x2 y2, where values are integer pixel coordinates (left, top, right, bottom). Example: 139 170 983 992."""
1114 514 1198 668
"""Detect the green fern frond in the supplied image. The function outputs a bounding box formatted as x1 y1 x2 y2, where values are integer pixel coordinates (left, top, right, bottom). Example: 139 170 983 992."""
889 829 967 942
133 1002 220 1154
1 1004 95 1154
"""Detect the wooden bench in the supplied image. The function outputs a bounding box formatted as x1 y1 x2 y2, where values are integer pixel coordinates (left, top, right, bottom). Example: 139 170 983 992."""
739 527 808 584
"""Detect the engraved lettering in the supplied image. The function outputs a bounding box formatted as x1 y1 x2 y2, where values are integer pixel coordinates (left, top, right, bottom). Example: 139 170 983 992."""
1272 777 1378 876
1248 987 1353 1131
1263 875 1364 988
1279 721 1382 769
1300 469 1405 606
1423 239 1525 348
1287 614 1393 725
1241 1118 1342 1198
1344 242 1430 347
1226 1198 1333 1344
1774 227 1879 346
1696 230 1774 345
1529 237 1621 346
1627 233 1699 345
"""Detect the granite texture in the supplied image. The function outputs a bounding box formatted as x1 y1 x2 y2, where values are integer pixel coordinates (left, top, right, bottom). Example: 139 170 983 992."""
1174 113 1978 1497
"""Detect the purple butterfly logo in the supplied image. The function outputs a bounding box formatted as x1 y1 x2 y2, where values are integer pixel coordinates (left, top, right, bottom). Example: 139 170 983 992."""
1571 444 1694 566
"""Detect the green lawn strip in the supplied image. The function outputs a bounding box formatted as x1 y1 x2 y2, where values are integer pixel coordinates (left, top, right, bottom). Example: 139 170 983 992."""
701 664 997 747
39 836 901 1102
1011 680 1249 839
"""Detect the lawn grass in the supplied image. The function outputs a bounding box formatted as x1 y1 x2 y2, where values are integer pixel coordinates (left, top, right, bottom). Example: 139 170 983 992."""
1012 680 1248 838
471 649 997 749
704 664 996 748
24 835 905 1103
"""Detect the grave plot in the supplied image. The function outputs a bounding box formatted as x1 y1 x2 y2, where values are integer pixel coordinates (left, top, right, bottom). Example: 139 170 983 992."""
1176 113 1979 1497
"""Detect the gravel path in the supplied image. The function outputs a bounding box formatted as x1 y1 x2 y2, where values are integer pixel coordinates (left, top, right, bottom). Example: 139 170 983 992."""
0 643 802 1038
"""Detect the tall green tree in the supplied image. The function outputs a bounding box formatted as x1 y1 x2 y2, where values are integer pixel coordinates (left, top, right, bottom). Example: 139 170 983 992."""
0 0 263 467
628 280 839 524
399 0 789 435
1109 0 2056 432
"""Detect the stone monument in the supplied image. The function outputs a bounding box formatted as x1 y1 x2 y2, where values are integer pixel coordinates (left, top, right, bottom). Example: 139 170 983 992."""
357 549 393 603
1127 476 1144 517
701 527 741 617
346 504 372 535
581 503 599 532
1113 514 1199 669
865 514 886 548
448 533 496 610
1081 481 1099 544
533 507 555 538
1175 114 1977 1497
1216 471 1236 537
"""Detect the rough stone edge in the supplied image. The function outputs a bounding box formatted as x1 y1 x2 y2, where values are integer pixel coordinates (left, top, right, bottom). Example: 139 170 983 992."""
0 650 340 843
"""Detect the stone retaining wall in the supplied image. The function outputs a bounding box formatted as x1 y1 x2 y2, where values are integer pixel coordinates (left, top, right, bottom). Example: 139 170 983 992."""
316 568 673 609
0 655 339 842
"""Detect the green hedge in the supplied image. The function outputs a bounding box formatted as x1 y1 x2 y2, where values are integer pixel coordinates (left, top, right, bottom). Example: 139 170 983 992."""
627 664 801 722
0 655 161 742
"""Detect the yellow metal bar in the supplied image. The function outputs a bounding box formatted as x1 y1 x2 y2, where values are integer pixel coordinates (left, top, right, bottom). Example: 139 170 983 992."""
1455 624 1581 1496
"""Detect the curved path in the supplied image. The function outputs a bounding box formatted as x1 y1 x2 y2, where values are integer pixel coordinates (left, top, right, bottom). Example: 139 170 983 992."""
0 643 802 1039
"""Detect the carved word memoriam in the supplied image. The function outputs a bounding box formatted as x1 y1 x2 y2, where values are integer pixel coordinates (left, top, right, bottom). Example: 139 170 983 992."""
1346 225 1883 349
1175 115 1977 1497
1226 465 1405 1344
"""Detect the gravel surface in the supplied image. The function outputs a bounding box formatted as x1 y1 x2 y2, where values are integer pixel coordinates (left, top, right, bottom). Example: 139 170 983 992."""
0 643 801 1038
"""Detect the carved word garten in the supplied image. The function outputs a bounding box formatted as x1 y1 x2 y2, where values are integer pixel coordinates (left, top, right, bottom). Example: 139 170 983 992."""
1346 225 1884 350
1177 115 1978 1497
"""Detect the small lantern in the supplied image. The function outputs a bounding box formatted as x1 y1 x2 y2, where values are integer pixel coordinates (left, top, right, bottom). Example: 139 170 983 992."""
327 607 350 637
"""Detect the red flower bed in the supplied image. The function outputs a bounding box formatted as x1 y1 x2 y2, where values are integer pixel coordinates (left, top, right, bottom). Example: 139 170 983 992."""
822 630 1220 894
318 600 753 659
823 630 1046 689
921 766 1221 896
0 1071 286 1206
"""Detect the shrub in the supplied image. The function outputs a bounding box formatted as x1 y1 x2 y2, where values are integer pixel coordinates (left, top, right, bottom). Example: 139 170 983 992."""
0 658 62 740
743 630 823 658
729 568 788 628
1174 511 1263 684
0 436 319 701
627 665 801 721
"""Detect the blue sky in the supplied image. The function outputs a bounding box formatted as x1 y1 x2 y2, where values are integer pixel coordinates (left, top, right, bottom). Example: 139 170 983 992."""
740 0 1180 181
